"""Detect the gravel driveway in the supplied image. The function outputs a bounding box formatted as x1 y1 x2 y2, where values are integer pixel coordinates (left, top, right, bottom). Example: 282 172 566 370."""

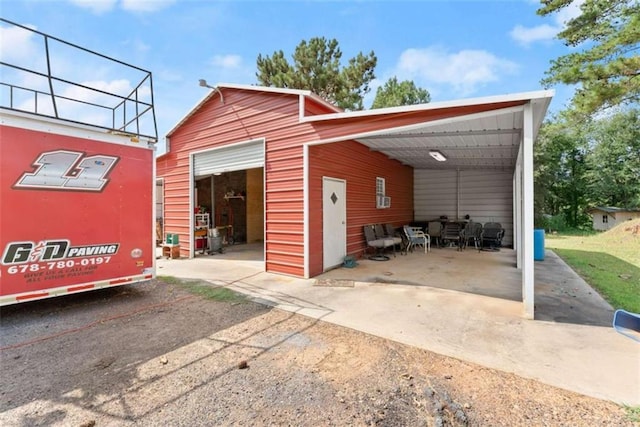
0 279 635 426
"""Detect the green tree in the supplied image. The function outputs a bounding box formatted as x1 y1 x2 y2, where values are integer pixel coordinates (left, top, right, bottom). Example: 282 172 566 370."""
538 0 640 117
535 117 590 228
585 110 640 207
371 77 431 109
256 37 377 111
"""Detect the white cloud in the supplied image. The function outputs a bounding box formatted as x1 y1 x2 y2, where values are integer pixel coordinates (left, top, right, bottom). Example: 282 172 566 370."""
394 47 519 97
210 54 243 69
65 79 136 102
510 0 585 45
205 54 255 84
67 0 174 14
68 0 117 14
510 24 557 45
0 23 41 64
555 0 584 26
121 0 176 13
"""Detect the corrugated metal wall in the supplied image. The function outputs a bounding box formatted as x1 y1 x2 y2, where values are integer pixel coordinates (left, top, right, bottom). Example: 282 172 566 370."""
157 90 307 275
157 88 526 277
308 140 413 277
414 169 513 246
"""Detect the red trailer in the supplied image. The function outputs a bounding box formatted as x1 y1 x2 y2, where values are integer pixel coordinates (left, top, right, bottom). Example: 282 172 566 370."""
0 19 157 305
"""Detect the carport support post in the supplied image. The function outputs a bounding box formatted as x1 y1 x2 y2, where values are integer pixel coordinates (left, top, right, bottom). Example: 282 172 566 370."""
514 162 522 269
522 102 535 319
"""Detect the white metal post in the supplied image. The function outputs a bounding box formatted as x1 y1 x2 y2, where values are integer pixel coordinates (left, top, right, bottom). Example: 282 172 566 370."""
514 158 522 270
522 102 535 319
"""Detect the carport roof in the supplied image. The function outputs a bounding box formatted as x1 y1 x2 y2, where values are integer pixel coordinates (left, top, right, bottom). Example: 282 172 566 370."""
305 90 554 171
167 83 553 171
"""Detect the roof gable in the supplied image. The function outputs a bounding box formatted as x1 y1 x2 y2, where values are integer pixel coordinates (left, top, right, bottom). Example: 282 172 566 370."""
166 83 341 138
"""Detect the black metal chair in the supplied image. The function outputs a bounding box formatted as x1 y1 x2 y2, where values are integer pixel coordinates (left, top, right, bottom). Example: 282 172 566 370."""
442 222 463 251
428 221 443 248
463 222 483 251
481 222 504 251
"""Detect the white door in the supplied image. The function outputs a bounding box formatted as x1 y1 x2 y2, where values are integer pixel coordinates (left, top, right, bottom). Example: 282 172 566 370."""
322 177 347 270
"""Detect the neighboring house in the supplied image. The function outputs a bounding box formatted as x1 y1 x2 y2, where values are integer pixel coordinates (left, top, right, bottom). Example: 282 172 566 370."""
156 83 553 318
588 207 640 231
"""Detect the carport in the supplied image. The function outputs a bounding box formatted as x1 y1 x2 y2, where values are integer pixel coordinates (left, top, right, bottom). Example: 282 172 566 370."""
303 91 553 318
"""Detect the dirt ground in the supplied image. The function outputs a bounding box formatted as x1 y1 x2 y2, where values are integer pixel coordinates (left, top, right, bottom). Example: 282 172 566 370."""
0 279 635 426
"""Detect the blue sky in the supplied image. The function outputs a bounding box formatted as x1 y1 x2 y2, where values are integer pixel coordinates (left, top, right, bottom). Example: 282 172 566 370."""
1 0 581 154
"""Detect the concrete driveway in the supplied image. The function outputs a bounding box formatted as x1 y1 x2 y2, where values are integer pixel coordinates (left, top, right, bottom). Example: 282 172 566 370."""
156 244 640 405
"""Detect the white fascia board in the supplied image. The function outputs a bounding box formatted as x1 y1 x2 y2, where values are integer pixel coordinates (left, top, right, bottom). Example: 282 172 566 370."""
217 82 312 97
531 94 554 141
300 89 555 123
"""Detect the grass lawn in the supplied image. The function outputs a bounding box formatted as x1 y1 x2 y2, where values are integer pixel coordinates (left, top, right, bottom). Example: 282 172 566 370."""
545 219 640 312
157 275 248 303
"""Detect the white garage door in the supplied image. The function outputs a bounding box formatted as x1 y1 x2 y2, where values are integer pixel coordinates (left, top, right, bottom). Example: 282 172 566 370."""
193 139 264 177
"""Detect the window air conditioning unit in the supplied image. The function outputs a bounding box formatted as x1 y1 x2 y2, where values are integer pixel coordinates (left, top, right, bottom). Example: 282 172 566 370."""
376 195 391 209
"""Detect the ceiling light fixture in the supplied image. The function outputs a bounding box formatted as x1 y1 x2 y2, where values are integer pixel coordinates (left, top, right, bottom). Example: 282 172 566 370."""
429 150 447 162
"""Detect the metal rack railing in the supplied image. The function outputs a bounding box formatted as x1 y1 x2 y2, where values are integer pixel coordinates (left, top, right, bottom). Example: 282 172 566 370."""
0 18 157 142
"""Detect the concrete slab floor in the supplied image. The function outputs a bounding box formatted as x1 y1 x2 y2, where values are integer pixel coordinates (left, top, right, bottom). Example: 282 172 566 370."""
155 244 640 405
317 247 615 327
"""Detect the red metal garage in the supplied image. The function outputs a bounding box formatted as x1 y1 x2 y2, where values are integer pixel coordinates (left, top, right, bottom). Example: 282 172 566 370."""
156 83 552 318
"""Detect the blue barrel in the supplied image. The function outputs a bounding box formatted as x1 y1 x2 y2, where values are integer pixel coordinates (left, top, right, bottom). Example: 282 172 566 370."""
534 229 545 261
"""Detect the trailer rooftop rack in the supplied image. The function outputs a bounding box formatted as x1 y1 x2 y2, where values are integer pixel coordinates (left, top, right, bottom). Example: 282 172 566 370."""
0 18 157 142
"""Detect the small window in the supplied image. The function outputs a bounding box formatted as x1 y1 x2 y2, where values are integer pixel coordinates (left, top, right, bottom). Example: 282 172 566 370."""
375 177 390 208
602 215 608 223
376 177 385 196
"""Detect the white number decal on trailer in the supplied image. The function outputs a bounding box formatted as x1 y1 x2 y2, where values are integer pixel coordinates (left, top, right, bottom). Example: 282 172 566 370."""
14 150 119 191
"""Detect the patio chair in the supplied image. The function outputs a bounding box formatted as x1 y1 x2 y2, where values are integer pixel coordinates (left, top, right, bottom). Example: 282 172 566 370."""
463 222 483 251
428 221 443 248
403 225 430 253
441 222 463 250
364 224 396 259
481 222 504 251
384 223 406 254
375 224 403 254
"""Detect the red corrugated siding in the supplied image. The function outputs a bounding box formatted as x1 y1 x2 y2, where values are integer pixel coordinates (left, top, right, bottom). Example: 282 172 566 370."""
308 140 414 277
157 87 523 277
311 101 525 141
304 97 341 116
157 89 312 273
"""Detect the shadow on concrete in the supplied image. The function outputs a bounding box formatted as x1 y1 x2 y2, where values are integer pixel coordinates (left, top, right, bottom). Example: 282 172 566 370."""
534 249 637 327
156 242 620 329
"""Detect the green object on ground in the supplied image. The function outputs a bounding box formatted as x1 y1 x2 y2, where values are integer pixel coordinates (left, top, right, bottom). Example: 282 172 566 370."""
158 275 247 303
